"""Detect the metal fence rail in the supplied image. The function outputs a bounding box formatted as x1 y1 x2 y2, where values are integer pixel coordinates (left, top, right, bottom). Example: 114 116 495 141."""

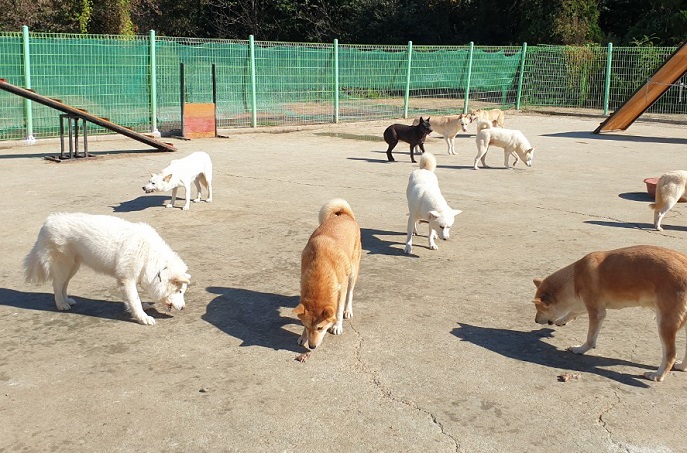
0 29 684 142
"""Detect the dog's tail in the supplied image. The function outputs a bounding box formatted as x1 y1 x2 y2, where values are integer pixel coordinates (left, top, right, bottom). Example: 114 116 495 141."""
418 152 437 172
319 198 356 224
476 120 492 131
649 186 666 212
23 231 51 284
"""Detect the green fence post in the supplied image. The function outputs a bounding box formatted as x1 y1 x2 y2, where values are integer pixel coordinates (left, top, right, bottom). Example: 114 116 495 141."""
334 39 339 123
22 25 35 144
516 42 527 111
149 30 159 136
403 41 412 119
463 42 474 114
603 42 613 116
249 35 258 128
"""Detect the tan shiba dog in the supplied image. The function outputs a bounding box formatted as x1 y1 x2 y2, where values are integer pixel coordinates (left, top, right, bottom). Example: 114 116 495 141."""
532 245 687 382
294 199 362 350
413 114 471 155
650 170 687 231
470 108 505 128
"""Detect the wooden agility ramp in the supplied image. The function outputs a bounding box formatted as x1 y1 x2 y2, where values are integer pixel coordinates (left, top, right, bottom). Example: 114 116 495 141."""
0 78 176 152
594 42 687 133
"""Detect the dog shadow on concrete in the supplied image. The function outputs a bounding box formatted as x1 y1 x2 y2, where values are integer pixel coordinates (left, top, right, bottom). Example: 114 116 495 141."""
361 228 408 256
584 220 687 232
0 288 172 323
452 322 653 388
111 195 168 212
203 286 302 352
618 191 653 202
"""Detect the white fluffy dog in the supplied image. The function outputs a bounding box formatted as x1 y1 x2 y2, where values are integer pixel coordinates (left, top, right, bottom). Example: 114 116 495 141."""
143 151 213 210
474 121 534 170
23 213 191 325
405 152 461 254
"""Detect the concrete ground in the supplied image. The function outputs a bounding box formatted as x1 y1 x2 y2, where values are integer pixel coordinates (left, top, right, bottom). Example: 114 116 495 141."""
1 113 687 453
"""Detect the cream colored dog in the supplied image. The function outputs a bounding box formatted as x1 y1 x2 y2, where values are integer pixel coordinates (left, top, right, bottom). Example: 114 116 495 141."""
650 170 687 231
405 152 461 254
143 151 213 210
470 108 505 127
474 121 534 170
532 245 687 382
413 114 471 155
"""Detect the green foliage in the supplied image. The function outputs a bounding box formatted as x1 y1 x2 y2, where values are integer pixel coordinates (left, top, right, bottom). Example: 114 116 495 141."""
0 0 684 45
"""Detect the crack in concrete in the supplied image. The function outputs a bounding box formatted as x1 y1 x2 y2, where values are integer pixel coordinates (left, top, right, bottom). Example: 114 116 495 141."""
598 388 627 452
347 321 462 453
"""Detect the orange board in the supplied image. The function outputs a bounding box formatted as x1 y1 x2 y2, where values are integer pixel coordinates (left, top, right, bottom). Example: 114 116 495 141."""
594 42 687 133
183 103 216 138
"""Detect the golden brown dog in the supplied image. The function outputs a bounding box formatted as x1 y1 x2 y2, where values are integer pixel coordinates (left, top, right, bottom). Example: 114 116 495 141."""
470 108 505 128
532 245 687 382
294 199 362 350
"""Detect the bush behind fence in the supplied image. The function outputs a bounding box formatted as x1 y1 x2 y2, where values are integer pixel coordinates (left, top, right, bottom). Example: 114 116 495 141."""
0 30 684 141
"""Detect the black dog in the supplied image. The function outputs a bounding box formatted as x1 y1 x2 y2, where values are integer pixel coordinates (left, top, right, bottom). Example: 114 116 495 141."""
383 117 432 163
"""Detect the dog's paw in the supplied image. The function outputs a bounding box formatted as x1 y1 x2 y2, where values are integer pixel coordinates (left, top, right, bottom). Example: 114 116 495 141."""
643 371 665 382
674 361 687 371
192 198 201 203
182 205 190 211
165 203 174 208
297 333 307 346
568 345 589 355
66 297 76 306
429 244 438 250
328 324 343 335
137 315 157 326
404 244 412 254
473 166 480 170
343 310 353 319
206 198 213 203
55 300 72 311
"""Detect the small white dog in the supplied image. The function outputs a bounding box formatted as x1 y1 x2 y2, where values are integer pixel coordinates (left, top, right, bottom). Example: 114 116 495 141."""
650 170 687 230
143 151 213 210
405 152 461 254
413 114 471 155
24 213 191 325
474 121 534 170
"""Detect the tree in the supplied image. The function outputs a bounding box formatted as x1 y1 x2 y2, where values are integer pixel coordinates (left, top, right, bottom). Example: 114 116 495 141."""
519 0 602 45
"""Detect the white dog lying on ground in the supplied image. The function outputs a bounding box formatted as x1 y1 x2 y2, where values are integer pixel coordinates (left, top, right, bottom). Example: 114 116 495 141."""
143 151 213 210
470 108 505 127
650 170 687 231
23 213 191 325
474 121 534 170
405 152 461 254
413 114 471 155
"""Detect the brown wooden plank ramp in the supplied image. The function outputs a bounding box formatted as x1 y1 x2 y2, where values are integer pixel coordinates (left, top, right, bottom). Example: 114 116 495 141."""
594 42 687 133
0 78 176 151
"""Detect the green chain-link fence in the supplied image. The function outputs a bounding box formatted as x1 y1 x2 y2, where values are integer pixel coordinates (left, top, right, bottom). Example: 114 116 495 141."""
0 30 684 141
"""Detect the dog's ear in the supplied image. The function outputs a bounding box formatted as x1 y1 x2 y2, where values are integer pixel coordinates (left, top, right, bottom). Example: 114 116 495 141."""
452 209 462 217
172 273 191 285
163 174 173 183
149 171 155 177
321 307 335 320
428 210 439 219
293 303 305 316
533 278 543 288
